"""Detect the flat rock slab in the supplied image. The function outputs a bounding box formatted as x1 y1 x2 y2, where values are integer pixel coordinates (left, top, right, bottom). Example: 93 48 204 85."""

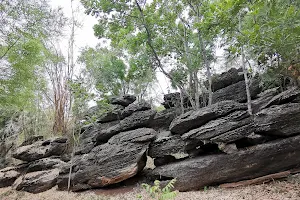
150 134 300 191
12 137 68 162
254 103 300 136
121 101 151 118
170 101 247 135
96 110 156 143
58 128 157 191
110 94 136 107
182 110 253 143
212 79 261 104
13 169 59 193
251 88 279 114
207 68 244 92
0 167 21 188
27 157 65 172
262 87 300 109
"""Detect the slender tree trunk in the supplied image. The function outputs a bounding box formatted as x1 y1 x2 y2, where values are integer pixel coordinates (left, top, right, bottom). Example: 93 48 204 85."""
179 88 185 114
239 14 252 115
194 71 200 109
198 31 212 106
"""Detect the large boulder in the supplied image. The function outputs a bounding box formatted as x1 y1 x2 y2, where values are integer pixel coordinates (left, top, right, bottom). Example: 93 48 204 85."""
57 128 157 191
262 87 300 109
212 79 261 104
95 110 156 143
254 103 300 136
121 101 151 118
76 121 119 155
12 137 68 162
207 68 244 92
13 169 59 193
169 101 247 135
182 111 254 143
150 134 300 191
110 94 136 107
0 167 21 188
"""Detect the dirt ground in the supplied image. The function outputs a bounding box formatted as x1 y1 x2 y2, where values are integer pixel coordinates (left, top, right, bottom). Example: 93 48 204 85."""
1 174 300 200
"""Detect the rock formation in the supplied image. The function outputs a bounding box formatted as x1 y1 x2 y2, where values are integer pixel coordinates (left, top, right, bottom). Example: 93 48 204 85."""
1 68 300 194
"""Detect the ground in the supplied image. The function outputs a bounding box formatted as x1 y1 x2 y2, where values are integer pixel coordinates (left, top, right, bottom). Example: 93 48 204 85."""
1 174 300 200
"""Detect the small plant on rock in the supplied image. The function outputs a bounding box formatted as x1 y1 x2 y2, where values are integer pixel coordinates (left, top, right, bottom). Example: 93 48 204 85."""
139 179 177 200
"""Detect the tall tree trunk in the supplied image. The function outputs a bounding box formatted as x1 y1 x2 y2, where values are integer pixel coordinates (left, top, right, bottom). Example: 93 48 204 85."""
239 14 252 115
198 31 212 106
194 71 200 109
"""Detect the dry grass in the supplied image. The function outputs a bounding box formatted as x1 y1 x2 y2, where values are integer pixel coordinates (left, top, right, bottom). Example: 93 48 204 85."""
1 174 300 200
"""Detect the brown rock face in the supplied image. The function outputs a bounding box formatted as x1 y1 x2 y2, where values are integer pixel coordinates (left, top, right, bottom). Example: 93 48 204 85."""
150 134 300 191
13 169 59 193
12 137 68 162
57 128 157 191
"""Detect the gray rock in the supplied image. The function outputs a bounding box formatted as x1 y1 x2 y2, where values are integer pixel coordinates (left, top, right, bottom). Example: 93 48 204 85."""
13 169 59 193
170 101 247 135
57 128 157 191
251 88 279 114
262 87 300 109
154 156 177 167
27 157 65 172
148 108 178 131
206 68 244 92
95 110 156 143
0 167 21 188
12 137 68 162
212 79 261 104
148 135 200 159
254 103 300 136
110 94 136 107
97 105 124 123
150 134 300 191
121 101 151 118
182 111 254 143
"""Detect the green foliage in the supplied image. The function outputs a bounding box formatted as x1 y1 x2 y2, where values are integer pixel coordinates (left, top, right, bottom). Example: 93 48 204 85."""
140 179 177 200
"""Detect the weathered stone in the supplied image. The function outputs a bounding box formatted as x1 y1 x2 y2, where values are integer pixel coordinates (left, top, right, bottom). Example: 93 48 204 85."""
75 121 119 155
121 101 151 118
212 79 261 104
20 136 44 146
12 137 68 162
110 94 136 107
207 68 244 92
149 108 178 131
262 87 300 109
149 135 200 159
58 128 157 191
182 111 253 143
96 110 156 143
170 101 247 135
254 103 300 136
0 167 20 187
150 134 300 191
97 105 124 123
27 157 65 172
13 169 59 193
251 88 279 114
